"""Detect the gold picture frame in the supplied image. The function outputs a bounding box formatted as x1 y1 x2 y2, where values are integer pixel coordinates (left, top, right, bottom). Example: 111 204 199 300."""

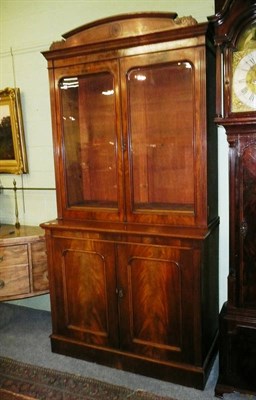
0 87 28 174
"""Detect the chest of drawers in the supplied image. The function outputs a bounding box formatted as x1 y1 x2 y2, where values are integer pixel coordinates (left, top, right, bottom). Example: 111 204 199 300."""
0 225 49 300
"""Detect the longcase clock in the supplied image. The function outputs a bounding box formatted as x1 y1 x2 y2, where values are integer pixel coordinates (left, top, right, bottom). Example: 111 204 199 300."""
210 0 256 397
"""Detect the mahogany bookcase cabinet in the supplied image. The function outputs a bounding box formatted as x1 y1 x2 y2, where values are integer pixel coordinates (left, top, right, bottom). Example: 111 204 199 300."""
41 12 219 389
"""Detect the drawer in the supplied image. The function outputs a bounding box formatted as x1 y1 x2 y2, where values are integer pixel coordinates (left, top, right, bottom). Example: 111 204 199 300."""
31 240 49 291
0 244 28 267
0 264 30 298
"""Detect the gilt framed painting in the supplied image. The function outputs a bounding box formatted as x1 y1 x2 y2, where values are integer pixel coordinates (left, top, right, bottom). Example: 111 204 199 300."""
0 87 28 174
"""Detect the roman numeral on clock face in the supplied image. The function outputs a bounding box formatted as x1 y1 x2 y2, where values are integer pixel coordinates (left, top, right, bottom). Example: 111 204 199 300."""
233 50 256 110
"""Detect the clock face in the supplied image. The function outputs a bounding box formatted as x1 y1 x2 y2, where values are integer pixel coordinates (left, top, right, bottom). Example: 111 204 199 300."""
232 50 256 112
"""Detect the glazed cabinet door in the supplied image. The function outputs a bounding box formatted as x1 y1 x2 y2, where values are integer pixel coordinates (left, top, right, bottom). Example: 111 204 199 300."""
116 243 201 364
120 47 207 226
51 60 124 222
49 237 119 347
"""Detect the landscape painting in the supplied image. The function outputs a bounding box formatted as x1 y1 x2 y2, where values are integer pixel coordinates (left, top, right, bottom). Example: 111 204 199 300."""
0 88 28 174
0 103 15 160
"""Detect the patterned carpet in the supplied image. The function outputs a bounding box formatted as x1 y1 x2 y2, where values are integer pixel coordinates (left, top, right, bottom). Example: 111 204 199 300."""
0 357 174 400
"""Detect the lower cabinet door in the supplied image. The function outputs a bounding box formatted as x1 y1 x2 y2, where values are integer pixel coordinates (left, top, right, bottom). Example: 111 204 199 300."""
50 236 201 364
51 237 119 348
116 243 199 364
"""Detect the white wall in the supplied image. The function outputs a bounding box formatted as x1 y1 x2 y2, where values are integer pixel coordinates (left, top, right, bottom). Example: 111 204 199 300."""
0 0 228 311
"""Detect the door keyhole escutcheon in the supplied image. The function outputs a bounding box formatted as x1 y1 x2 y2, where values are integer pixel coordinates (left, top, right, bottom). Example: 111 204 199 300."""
116 288 124 298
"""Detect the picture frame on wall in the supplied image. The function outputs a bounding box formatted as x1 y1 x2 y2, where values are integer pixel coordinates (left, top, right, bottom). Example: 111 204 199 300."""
0 87 28 174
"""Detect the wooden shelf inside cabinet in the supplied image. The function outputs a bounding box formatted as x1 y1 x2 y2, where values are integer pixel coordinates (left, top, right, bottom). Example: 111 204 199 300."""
0 225 49 301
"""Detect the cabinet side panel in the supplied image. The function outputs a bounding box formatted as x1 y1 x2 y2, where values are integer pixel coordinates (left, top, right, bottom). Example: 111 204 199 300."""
206 44 218 222
201 224 219 360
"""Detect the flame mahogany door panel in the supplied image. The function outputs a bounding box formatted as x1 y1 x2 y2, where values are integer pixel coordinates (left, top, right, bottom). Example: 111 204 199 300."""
49 237 119 348
116 243 199 364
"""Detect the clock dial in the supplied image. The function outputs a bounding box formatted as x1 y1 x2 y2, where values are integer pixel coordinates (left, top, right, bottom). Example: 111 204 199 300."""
232 50 256 111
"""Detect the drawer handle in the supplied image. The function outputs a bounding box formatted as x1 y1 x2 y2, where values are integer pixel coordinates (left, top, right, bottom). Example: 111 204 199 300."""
0 280 5 289
0 256 3 262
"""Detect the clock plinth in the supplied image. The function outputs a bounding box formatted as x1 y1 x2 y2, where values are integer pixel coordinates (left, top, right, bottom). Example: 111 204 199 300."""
215 303 256 398
210 0 256 397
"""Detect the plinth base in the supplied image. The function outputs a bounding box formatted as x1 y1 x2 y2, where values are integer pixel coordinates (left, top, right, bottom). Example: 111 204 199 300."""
215 302 256 398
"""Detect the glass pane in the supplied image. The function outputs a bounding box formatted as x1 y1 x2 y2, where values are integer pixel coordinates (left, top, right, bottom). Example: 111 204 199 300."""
128 62 194 212
60 73 118 208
